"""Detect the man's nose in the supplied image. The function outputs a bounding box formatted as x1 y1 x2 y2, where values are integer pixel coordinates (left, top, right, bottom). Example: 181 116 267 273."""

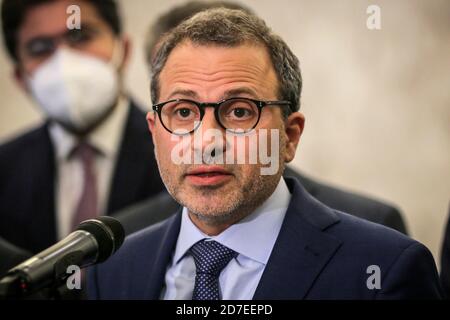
200 108 221 131
195 108 226 161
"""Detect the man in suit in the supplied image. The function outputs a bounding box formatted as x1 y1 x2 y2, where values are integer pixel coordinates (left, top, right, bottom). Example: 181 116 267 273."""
0 0 165 253
88 8 442 299
139 0 407 235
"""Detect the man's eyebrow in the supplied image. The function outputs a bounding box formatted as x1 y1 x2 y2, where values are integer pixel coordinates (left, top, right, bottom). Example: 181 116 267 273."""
165 87 258 102
222 88 259 99
166 89 198 100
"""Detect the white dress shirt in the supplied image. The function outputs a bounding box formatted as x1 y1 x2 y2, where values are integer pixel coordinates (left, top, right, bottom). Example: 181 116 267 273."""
163 178 291 300
49 96 129 239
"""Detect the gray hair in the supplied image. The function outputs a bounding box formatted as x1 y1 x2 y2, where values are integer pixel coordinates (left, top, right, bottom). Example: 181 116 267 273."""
150 8 302 116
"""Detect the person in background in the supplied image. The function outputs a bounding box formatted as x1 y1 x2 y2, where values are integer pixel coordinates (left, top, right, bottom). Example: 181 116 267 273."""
0 0 165 254
113 0 408 236
88 8 442 300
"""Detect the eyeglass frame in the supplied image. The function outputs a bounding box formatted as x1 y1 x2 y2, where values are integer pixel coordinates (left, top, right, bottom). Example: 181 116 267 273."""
152 97 292 135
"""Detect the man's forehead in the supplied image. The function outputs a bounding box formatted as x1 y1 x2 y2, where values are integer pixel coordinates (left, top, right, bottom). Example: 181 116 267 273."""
159 42 278 99
161 41 276 81
18 0 104 40
167 40 269 63
158 41 279 100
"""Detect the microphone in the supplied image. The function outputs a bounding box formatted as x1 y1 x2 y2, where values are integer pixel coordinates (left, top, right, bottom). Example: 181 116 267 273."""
0 216 124 298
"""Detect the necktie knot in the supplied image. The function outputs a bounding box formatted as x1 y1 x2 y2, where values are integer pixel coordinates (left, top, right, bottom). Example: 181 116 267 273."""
189 240 237 300
71 142 97 163
190 240 237 275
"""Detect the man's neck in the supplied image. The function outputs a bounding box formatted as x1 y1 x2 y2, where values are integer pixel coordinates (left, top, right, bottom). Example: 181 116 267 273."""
188 214 231 236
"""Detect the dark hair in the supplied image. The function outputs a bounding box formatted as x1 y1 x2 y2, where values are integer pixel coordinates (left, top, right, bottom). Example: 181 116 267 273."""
145 1 253 65
151 8 302 115
1 0 122 62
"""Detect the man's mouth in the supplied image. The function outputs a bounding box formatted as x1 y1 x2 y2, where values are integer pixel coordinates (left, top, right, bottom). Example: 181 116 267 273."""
185 166 233 186
191 172 225 177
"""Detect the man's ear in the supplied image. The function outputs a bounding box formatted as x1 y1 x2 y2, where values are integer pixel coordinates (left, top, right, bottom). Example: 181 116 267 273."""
146 111 159 146
146 111 156 134
283 112 305 163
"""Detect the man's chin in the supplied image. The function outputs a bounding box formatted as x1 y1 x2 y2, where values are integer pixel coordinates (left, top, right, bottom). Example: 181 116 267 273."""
180 194 237 215
188 208 237 226
184 187 233 201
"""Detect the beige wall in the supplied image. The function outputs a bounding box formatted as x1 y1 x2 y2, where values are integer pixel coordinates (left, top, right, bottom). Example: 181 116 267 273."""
0 0 449 263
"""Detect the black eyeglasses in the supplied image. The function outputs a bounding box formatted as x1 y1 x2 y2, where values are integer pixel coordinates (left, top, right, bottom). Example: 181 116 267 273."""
152 97 291 135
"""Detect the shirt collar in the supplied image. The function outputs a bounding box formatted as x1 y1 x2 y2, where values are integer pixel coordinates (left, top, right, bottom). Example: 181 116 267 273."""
173 178 291 265
49 95 129 160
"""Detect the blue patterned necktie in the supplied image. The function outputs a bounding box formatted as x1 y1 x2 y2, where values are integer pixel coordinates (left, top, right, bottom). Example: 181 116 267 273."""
189 239 238 300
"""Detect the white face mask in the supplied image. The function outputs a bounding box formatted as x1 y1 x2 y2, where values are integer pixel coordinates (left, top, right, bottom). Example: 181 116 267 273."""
27 44 123 132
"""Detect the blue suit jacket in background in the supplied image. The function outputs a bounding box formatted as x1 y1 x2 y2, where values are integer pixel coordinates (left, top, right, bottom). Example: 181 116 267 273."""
88 178 443 299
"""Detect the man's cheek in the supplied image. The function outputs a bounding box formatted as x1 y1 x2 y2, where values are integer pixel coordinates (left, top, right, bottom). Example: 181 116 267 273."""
159 139 184 168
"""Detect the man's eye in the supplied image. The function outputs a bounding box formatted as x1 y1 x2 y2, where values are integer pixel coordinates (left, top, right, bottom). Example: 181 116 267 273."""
232 108 251 118
227 106 255 119
26 38 55 57
176 108 192 118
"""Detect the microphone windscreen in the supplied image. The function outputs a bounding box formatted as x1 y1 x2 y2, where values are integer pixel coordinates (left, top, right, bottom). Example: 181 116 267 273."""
77 216 125 262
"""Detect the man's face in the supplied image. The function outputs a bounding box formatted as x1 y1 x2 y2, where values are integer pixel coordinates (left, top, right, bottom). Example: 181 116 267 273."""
16 0 118 76
147 41 304 233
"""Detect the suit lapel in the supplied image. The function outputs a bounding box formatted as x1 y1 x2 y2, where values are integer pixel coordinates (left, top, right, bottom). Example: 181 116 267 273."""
143 210 183 299
28 124 57 251
253 178 342 299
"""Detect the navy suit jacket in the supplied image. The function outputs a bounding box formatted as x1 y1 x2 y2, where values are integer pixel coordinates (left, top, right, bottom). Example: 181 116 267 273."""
0 101 165 253
88 178 442 299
